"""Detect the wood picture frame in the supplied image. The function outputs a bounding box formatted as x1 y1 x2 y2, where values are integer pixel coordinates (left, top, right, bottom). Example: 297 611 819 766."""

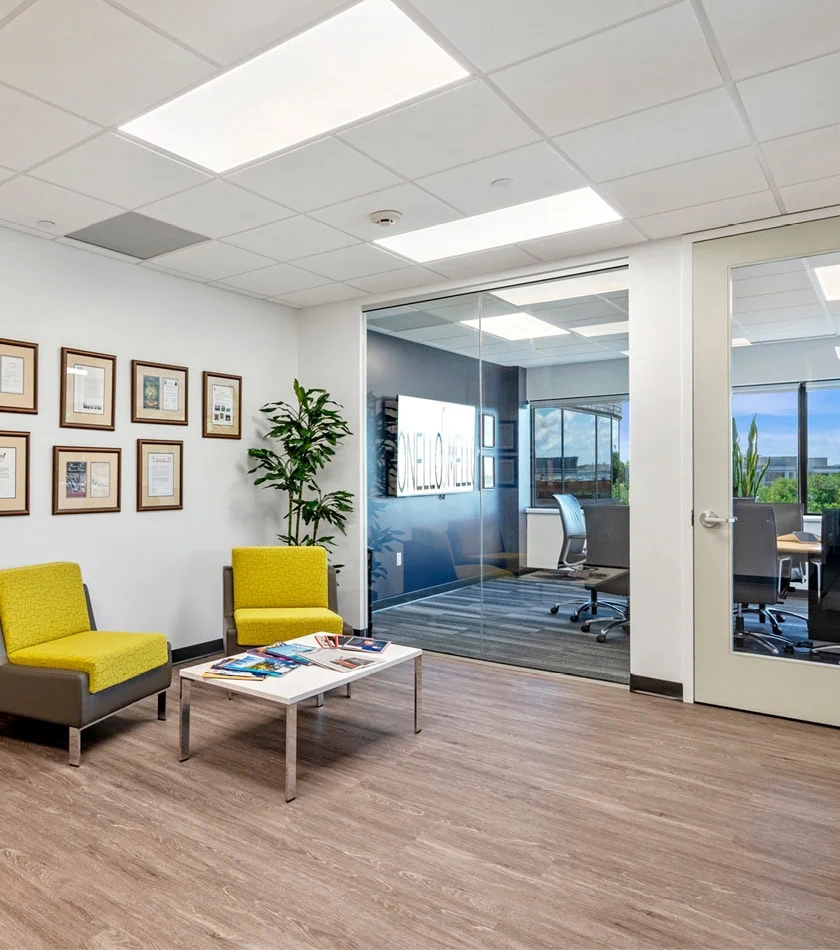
53 445 121 515
0 430 30 516
202 371 242 439
60 347 116 431
131 360 189 425
137 439 183 512
0 338 38 415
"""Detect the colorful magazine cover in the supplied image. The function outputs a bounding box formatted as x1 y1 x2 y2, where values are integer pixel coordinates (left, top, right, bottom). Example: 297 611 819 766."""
252 643 315 664
212 654 297 678
314 634 389 653
307 650 381 673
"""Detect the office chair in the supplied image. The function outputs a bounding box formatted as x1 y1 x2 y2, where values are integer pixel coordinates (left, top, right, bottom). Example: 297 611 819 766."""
732 504 797 655
772 502 807 585
549 494 600 620
580 504 630 642
808 509 840 657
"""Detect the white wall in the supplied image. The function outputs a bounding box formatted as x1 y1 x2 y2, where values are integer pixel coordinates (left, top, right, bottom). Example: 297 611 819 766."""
0 228 298 650
296 300 367 629
527 358 628 402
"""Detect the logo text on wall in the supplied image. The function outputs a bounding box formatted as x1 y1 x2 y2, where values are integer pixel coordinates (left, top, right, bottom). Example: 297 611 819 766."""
395 395 475 496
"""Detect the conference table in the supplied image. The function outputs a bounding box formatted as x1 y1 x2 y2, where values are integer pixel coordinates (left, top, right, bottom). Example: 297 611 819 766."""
777 533 821 558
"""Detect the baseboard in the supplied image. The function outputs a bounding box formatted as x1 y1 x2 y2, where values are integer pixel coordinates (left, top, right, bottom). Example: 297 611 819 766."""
629 675 683 700
172 639 224 664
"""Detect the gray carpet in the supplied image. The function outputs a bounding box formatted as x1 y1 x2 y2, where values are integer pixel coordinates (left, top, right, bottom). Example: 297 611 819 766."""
371 572 631 684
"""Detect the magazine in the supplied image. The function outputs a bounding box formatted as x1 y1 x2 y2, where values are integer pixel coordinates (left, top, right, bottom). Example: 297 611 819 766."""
202 669 265 681
314 634 390 653
212 654 297 678
306 649 382 673
249 644 314 665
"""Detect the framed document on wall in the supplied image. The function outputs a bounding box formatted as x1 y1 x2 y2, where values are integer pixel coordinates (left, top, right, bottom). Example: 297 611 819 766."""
60 347 116 430
202 371 241 439
481 454 495 490
137 439 183 512
131 360 188 425
0 430 30 516
53 446 121 515
0 338 38 414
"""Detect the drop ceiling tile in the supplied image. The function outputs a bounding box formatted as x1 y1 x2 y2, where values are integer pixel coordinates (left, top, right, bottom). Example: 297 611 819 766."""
0 86 98 171
340 81 539 179
31 133 211 209
601 148 769 218
762 125 840 187
0 176 121 234
735 289 819 314
734 271 813 297
519 220 646 262
409 0 671 72
555 89 748 183
66 211 208 259
779 174 840 214
225 215 359 261
111 0 350 66
493 3 721 136
348 266 443 295
428 245 538 279
701 0 840 81
228 138 400 213
634 190 779 238
310 183 460 240
274 283 364 308
141 181 291 239
417 142 584 215
221 262 331 297
294 244 409 281
150 241 275 280
738 51 840 141
0 0 214 125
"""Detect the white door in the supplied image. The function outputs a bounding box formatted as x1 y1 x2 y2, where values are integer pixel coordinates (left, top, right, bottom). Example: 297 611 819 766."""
694 217 840 726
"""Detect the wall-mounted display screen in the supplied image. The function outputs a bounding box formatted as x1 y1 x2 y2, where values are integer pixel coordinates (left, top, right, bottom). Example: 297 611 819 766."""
395 395 476 496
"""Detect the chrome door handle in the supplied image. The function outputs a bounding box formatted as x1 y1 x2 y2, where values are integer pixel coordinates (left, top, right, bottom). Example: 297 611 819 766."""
699 510 737 528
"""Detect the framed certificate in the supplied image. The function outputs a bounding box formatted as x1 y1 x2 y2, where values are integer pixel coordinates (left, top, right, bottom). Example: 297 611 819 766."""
53 446 121 515
137 439 183 512
0 430 30 516
60 347 116 430
202 371 241 439
481 454 495 490
481 412 495 448
131 360 188 425
0 338 38 414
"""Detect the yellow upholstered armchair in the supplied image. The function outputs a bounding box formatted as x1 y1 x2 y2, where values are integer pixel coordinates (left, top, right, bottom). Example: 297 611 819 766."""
0 562 171 766
223 546 351 653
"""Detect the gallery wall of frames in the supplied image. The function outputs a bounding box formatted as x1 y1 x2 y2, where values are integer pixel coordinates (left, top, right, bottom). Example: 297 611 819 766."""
0 336 243 517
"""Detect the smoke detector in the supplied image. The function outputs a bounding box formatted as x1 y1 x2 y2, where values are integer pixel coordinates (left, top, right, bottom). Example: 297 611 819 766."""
369 209 402 227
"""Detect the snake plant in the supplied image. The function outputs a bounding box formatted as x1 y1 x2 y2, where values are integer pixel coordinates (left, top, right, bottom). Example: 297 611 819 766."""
732 414 770 498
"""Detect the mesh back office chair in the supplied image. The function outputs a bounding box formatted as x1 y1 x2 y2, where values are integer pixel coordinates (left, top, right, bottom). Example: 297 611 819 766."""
581 505 630 642
549 494 613 623
733 503 798 655
772 502 807 584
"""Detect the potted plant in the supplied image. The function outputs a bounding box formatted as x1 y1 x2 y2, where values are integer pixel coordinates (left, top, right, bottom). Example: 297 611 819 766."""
732 414 770 499
248 380 354 563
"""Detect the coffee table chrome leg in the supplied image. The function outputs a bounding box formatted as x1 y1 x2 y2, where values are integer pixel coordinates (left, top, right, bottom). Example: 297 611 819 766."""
285 703 297 802
414 654 422 734
315 692 324 707
179 678 191 762
345 682 352 698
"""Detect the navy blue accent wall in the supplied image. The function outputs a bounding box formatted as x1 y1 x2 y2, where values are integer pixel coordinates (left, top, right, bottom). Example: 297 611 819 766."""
367 329 522 606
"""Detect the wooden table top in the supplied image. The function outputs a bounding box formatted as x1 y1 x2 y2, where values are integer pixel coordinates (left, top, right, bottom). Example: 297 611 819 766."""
777 533 822 556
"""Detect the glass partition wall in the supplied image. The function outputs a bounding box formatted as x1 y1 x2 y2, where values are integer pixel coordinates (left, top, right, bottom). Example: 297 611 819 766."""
366 269 631 683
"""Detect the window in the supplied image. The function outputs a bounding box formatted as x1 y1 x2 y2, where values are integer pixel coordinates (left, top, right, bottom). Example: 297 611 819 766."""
532 397 629 507
732 385 799 503
806 382 840 513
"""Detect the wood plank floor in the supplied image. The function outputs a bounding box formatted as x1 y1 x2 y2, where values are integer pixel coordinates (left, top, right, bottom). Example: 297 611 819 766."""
1 655 840 949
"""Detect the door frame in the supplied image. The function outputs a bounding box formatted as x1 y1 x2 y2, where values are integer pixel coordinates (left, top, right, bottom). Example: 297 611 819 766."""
693 215 840 725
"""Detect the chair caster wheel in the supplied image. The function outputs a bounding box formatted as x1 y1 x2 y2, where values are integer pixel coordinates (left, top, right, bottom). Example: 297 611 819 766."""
596 633 607 643
581 623 590 633
570 612 580 622
783 644 795 655
549 605 559 615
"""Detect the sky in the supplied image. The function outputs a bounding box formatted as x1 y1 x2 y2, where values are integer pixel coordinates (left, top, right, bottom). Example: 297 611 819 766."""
732 388 840 465
535 402 630 465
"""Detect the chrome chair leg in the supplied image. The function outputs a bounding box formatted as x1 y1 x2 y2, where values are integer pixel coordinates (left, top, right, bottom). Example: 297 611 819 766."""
68 727 81 767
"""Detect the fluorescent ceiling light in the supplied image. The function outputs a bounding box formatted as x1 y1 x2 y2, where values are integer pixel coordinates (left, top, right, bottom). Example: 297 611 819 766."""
461 313 569 341
376 188 621 262
119 0 468 173
492 269 628 306
732 337 752 347
815 263 840 300
572 320 629 338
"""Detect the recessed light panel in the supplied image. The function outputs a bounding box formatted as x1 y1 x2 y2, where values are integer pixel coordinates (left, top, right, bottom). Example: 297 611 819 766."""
376 188 621 262
731 337 752 347
815 263 840 300
120 0 468 173
492 269 628 306
572 320 630 338
461 313 569 341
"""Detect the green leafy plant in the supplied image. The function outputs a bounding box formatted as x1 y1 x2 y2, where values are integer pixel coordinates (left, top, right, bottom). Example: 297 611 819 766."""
732 414 771 498
248 380 354 556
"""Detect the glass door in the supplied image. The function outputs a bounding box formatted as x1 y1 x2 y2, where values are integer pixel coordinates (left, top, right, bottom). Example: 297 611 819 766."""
693 217 840 725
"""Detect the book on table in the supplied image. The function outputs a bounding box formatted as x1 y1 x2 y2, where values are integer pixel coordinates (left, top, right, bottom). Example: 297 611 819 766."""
314 634 390 653
306 649 382 673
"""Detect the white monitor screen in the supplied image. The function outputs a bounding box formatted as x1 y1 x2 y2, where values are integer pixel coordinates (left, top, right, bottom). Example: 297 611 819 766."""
396 395 476 496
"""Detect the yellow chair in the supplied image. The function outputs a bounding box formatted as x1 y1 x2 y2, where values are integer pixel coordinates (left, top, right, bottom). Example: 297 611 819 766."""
0 562 171 766
223 546 350 652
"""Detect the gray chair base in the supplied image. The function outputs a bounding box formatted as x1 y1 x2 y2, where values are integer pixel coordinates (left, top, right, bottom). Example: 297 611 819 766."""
733 605 796 655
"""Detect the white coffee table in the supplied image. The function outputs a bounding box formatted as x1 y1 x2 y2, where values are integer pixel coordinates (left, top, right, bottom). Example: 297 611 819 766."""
178 635 422 801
